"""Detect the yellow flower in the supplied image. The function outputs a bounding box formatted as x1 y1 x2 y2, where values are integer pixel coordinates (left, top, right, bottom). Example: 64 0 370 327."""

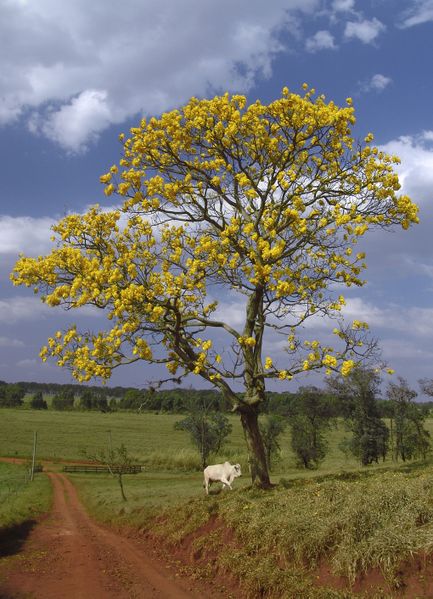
341 360 355 376
264 357 273 370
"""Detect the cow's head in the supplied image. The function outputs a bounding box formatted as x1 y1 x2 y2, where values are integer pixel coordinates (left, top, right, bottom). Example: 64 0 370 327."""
233 463 242 477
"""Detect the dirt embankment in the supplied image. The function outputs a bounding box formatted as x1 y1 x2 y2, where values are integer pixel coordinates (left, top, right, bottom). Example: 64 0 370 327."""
0 471 230 598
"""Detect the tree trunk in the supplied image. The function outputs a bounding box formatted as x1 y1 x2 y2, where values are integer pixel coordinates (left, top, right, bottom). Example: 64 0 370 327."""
239 404 272 488
118 474 127 501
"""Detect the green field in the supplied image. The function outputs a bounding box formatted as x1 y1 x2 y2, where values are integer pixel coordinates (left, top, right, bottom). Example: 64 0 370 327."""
3 407 430 477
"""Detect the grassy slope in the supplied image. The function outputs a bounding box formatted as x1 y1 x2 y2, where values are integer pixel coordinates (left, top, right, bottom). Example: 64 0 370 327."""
166 467 433 596
72 463 433 597
0 462 51 529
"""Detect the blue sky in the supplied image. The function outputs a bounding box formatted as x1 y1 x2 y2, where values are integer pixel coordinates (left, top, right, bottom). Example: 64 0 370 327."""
0 0 432 396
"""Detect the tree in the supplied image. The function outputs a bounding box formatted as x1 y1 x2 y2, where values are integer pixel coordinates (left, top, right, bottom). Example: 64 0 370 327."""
0 384 25 407
84 444 136 501
11 88 418 487
289 386 333 469
387 377 431 461
174 396 232 469
30 391 48 410
78 389 109 411
328 368 389 465
51 393 75 410
259 415 286 470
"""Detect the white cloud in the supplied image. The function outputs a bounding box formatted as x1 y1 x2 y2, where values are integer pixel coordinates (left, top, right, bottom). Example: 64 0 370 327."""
0 336 24 348
16 358 40 368
342 297 433 338
332 0 355 11
213 297 246 329
344 17 386 43
399 0 433 27
378 132 433 204
306 30 336 52
0 0 319 152
30 90 114 153
0 297 51 323
364 73 392 92
380 338 433 361
0 296 101 324
0 215 54 255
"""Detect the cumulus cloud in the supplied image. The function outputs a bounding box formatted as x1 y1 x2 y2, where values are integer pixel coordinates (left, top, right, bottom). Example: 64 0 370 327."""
332 0 355 11
306 30 336 52
0 296 101 323
29 90 114 153
0 297 52 323
378 132 433 203
362 73 392 92
0 215 54 255
0 0 319 152
399 0 433 27
344 17 386 43
0 336 24 348
342 297 433 338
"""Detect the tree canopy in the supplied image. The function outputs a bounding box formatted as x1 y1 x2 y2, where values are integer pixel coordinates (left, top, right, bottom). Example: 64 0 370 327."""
11 87 418 486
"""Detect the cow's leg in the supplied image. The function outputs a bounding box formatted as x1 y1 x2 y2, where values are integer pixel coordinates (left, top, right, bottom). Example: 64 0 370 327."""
220 476 232 490
204 475 209 495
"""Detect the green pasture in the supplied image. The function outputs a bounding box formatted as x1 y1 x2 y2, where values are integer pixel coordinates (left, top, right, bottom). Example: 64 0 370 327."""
3 407 432 478
0 462 51 529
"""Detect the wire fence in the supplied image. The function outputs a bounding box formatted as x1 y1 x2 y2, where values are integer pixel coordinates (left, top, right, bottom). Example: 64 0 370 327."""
0 473 28 503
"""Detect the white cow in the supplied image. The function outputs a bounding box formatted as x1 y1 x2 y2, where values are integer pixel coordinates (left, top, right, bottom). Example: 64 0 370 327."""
203 461 242 495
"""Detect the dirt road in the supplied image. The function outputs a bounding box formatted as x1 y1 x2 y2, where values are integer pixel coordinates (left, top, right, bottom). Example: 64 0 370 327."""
0 472 218 598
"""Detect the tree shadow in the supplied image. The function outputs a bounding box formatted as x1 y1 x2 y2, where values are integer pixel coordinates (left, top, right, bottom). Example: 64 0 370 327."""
0 520 36 558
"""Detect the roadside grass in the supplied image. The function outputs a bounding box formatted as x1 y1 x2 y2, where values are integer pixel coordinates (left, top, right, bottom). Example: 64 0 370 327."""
150 465 433 597
0 462 51 529
69 470 213 526
69 461 433 597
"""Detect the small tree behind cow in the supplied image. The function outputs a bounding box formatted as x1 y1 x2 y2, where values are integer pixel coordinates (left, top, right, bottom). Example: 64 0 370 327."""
175 402 232 469
259 415 286 470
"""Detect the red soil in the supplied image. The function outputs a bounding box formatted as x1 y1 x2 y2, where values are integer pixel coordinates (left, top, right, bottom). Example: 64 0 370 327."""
0 471 228 598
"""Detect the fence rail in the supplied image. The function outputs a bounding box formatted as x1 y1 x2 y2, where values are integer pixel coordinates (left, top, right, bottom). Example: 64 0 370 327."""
62 464 142 474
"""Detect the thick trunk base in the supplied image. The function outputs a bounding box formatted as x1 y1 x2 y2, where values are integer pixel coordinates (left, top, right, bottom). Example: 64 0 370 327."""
239 405 272 488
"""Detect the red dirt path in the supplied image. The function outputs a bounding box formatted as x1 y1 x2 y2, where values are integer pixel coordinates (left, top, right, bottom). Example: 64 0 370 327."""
0 471 226 599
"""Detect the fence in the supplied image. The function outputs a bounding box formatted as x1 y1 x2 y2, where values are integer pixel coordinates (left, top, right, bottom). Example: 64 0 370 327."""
62 464 142 474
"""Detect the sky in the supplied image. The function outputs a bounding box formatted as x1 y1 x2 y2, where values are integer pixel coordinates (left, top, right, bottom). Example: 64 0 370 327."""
0 0 432 397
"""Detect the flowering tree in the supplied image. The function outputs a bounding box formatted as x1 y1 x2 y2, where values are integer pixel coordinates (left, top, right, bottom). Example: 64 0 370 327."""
12 87 418 487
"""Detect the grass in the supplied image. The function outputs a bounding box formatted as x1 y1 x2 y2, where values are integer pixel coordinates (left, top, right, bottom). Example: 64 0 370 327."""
69 462 433 597
148 466 433 597
2 406 431 477
0 408 247 466
0 462 51 529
